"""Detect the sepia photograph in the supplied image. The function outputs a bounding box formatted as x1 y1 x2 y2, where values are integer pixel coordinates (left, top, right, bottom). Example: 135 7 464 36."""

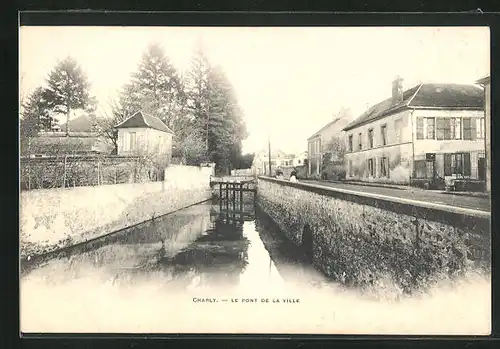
19 25 491 335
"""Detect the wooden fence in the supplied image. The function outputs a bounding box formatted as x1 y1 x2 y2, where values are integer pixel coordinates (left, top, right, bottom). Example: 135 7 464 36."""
20 155 164 191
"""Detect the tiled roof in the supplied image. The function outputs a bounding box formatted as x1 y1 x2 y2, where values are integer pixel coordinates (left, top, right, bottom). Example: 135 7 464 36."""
307 116 353 141
59 115 96 133
30 135 101 154
409 84 483 108
114 111 174 134
476 75 490 85
342 83 484 131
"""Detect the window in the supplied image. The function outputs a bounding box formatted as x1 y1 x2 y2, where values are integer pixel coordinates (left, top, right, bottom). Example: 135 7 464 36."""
436 118 458 140
426 160 434 178
138 134 145 148
358 133 362 150
425 117 435 139
368 129 374 148
414 160 427 178
367 158 374 177
129 132 136 151
476 118 485 139
381 125 387 146
444 153 471 176
394 119 402 143
416 117 424 140
380 157 388 177
348 160 352 176
463 118 476 140
298 160 301 164
348 134 353 152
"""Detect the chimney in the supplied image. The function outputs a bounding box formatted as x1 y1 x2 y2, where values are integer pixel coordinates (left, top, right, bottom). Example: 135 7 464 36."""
392 76 404 105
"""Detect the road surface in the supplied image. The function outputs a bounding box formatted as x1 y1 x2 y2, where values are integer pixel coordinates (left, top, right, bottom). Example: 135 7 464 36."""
301 180 491 212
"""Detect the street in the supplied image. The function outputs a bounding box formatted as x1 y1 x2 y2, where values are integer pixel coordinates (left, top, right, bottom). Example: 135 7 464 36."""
301 180 491 212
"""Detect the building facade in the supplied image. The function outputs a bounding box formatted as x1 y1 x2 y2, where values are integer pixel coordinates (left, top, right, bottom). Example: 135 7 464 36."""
115 111 174 160
25 114 111 158
293 151 308 167
307 110 353 176
343 79 485 188
252 149 301 176
477 75 491 192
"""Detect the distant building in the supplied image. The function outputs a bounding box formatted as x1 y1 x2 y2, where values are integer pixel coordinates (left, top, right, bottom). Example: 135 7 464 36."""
251 148 293 176
307 109 353 175
115 111 174 160
343 78 485 189
477 75 490 192
59 113 99 134
27 114 110 158
293 151 308 167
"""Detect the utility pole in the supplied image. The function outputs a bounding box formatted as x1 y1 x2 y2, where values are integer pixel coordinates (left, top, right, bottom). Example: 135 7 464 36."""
268 135 272 176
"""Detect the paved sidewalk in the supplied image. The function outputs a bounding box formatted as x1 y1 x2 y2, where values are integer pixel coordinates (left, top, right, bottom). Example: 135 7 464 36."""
323 180 489 198
301 180 491 212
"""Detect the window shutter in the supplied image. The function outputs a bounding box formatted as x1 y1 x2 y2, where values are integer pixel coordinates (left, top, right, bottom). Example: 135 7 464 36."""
444 154 452 176
463 153 471 176
416 117 424 139
470 118 477 140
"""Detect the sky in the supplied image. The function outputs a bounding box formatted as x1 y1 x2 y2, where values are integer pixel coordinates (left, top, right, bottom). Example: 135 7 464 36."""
19 26 490 155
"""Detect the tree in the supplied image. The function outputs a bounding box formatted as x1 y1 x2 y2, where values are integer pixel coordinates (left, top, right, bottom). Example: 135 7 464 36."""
20 87 54 135
324 135 346 163
174 132 206 165
196 64 248 174
96 92 139 155
185 45 212 152
45 56 92 135
235 153 254 169
128 42 184 128
20 87 55 155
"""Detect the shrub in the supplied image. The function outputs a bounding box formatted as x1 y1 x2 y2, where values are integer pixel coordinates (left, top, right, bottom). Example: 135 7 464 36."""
321 163 346 181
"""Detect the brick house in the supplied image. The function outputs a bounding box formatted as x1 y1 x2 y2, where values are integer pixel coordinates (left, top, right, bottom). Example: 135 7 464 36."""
342 78 485 190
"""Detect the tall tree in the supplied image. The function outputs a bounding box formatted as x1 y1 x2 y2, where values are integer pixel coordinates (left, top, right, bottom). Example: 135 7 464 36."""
128 42 184 128
20 87 54 140
45 56 92 135
185 45 212 152
205 65 247 174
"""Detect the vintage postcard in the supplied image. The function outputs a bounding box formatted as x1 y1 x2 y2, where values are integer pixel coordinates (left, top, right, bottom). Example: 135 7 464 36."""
19 24 491 335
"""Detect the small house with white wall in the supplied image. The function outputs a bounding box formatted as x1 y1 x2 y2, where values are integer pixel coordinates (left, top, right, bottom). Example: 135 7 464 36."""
342 78 485 190
293 151 308 167
115 111 174 160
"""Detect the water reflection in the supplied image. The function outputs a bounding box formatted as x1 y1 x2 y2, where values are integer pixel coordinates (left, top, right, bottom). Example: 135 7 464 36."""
156 208 250 289
20 200 491 335
21 200 295 291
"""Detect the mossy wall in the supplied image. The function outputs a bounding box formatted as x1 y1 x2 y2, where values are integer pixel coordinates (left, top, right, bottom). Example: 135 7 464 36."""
257 178 490 293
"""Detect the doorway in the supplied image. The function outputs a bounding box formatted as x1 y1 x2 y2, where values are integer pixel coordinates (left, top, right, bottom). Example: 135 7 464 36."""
478 157 486 181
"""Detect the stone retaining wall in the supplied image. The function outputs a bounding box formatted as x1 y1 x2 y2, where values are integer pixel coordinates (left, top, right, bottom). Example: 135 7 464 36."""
20 165 213 259
257 177 490 293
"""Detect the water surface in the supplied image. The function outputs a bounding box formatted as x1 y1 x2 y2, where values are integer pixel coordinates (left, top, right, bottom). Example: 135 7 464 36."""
20 200 491 335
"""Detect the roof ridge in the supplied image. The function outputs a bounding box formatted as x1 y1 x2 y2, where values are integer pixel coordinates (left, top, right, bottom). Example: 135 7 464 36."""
405 83 424 107
139 111 152 128
114 110 142 128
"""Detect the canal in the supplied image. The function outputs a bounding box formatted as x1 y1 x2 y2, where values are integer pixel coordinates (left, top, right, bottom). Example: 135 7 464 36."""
20 198 490 335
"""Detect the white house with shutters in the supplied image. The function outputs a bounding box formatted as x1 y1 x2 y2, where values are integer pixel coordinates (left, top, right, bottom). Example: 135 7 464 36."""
342 78 486 190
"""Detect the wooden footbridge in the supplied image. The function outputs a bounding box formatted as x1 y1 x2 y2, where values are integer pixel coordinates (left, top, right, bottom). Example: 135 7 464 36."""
209 175 257 211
